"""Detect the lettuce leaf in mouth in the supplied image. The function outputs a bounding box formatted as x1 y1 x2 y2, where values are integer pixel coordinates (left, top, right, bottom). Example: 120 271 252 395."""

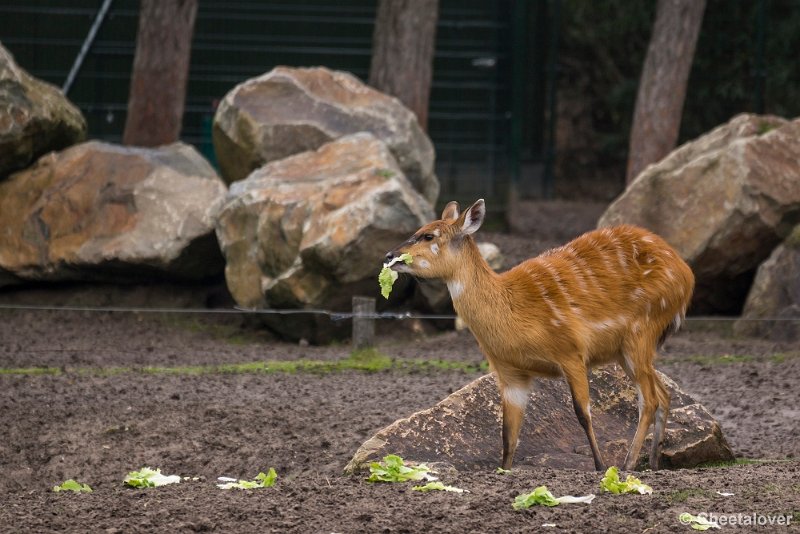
379 253 413 299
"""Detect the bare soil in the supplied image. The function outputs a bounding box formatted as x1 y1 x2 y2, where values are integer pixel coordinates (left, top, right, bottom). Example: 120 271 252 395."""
1 209 799 533
1 307 799 533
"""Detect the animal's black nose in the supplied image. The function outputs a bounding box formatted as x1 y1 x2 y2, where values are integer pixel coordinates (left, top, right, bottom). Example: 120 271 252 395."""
385 251 395 263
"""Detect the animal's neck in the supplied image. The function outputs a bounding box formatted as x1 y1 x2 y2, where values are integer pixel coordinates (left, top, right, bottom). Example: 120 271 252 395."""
447 237 504 321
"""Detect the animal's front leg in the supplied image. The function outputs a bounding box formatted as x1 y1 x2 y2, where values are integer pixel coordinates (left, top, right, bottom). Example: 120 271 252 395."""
561 363 606 471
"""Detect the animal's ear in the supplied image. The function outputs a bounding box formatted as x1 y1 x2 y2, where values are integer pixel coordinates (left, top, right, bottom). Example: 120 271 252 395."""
441 201 460 221
460 199 485 235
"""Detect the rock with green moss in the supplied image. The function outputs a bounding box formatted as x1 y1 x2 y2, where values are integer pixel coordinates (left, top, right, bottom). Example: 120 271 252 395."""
0 43 86 179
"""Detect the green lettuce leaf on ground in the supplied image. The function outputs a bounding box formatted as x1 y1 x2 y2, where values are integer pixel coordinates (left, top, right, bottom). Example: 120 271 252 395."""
412 481 466 493
513 485 596 509
600 466 653 495
52 479 92 493
367 454 436 483
379 253 413 299
123 467 181 488
679 512 721 530
217 468 277 490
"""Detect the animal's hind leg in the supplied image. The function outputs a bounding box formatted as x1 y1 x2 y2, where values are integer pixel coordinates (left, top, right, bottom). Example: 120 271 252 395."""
649 373 671 470
621 344 660 470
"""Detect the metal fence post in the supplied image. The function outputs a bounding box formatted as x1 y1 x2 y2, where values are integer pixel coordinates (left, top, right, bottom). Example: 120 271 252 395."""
352 296 375 350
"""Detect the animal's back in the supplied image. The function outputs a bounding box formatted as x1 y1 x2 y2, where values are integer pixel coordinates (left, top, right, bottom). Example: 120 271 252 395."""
505 225 694 357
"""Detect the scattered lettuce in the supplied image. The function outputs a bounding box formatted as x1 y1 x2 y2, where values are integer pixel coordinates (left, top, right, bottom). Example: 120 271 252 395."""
679 512 721 530
379 253 413 299
600 466 653 495
52 479 92 493
496 467 511 475
513 485 596 510
123 467 181 488
412 481 466 493
216 468 277 490
367 454 436 483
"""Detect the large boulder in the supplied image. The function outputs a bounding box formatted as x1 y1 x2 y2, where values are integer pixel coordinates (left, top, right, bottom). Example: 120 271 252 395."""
734 226 800 341
212 66 439 204
215 133 435 342
0 141 227 284
599 114 800 313
0 44 87 179
346 366 734 473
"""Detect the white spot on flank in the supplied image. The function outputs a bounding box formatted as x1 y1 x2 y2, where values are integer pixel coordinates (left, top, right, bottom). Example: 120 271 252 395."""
660 297 667 310
430 243 439 256
643 269 652 276
632 287 646 300
642 236 654 244
504 386 530 409
447 280 464 300
418 259 431 269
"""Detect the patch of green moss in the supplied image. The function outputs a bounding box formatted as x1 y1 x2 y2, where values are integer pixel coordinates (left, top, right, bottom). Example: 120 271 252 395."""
756 120 779 136
770 352 800 364
0 351 485 377
374 168 396 179
784 226 800 249
0 367 61 376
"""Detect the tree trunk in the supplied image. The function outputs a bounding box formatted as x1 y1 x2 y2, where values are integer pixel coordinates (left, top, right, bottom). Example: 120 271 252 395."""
369 0 439 131
122 0 198 147
626 0 705 184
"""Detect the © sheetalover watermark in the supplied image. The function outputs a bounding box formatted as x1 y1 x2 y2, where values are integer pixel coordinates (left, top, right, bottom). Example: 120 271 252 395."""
679 511 793 529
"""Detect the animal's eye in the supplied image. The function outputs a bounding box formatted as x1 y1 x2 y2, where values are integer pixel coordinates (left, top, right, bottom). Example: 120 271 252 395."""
423 233 435 241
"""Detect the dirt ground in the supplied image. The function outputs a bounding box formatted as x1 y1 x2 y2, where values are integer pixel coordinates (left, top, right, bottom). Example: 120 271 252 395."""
1 209 799 533
1 306 799 533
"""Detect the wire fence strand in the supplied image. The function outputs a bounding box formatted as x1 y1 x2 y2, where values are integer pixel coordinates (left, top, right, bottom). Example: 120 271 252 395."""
0 303 798 323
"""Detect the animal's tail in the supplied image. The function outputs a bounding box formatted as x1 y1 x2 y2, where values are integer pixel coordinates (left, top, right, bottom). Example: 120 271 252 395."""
658 309 686 348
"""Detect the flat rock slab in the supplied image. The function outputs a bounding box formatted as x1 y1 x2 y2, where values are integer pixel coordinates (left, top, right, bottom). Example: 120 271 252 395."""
347 366 734 472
